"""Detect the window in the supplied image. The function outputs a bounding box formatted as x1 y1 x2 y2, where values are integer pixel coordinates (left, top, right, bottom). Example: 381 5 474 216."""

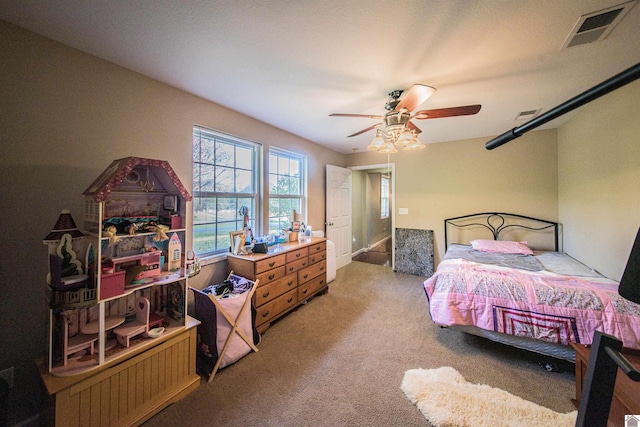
268 148 306 235
192 126 260 256
381 174 390 219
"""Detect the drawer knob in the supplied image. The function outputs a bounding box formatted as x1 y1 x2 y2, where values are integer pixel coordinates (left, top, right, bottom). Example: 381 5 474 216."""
269 261 276 267
262 311 270 318
302 289 308 294
287 297 293 303
287 281 294 286
320 266 325 271
289 266 294 272
296 253 301 258
263 291 270 298
303 274 308 279
268 274 275 280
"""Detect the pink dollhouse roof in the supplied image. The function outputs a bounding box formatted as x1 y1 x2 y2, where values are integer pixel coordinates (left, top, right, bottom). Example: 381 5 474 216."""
83 157 192 202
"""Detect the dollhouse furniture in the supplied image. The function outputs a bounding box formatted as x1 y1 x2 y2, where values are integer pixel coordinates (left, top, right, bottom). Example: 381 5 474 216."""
79 314 125 335
62 315 98 367
192 273 259 381
39 157 200 427
113 296 152 347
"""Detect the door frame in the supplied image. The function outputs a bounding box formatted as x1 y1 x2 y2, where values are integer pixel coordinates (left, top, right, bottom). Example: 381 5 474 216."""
350 162 395 270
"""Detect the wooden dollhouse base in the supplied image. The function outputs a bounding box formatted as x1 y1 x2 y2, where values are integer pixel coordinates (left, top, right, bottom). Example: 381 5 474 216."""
39 317 200 426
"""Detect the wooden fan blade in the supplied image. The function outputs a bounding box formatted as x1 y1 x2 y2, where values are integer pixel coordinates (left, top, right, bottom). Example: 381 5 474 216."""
347 123 381 137
329 113 384 119
413 104 481 120
395 84 436 112
407 121 422 135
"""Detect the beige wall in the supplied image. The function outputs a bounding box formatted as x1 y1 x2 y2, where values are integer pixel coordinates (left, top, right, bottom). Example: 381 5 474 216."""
0 20 344 424
558 78 640 280
347 130 559 263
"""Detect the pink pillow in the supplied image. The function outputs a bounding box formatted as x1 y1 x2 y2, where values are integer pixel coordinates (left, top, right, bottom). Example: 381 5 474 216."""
470 239 533 255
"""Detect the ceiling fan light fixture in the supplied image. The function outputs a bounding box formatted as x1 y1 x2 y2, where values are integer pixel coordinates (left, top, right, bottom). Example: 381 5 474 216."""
403 138 426 151
379 141 398 154
367 130 386 151
395 128 415 146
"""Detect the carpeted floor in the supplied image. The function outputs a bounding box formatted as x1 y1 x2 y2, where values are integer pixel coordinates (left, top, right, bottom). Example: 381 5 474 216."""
143 261 576 427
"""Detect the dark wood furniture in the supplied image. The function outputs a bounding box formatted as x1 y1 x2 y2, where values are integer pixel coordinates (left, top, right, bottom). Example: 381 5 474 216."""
571 342 640 427
226 237 327 333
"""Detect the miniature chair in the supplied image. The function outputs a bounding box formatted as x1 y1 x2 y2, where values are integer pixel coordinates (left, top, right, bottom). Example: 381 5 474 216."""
113 296 151 347
63 315 98 366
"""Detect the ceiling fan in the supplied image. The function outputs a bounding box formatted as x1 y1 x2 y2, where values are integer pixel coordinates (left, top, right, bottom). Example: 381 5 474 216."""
329 84 481 152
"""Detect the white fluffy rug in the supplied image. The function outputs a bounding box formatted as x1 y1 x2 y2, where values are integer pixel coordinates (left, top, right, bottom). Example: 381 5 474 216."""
401 367 577 427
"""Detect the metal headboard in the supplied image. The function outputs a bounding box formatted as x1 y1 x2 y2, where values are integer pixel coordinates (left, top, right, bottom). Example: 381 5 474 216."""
444 212 559 251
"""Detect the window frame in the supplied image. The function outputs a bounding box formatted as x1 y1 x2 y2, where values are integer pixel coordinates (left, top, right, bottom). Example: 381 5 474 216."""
192 125 261 258
380 174 390 219
267 147 307 235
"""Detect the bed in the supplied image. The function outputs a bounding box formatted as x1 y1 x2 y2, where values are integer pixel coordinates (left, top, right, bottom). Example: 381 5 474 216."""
423 212 640 362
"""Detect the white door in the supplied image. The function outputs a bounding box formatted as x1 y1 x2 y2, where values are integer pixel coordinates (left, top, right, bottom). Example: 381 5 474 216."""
326 165 352 269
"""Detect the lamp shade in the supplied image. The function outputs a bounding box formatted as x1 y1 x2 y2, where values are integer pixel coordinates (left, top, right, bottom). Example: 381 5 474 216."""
395 129 415 147
404 138 426 151
367 131 385 151
379 142 398 154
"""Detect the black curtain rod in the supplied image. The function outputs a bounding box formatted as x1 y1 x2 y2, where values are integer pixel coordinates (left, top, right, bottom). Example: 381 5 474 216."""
485 62 640 150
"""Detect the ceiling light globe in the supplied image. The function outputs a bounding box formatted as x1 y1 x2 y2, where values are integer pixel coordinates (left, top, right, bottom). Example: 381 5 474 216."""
395 129 414 147
404 138 426 151
379 142 398 154
367 132 385 151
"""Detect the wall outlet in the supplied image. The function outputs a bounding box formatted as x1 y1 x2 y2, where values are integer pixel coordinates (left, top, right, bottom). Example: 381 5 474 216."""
398 208 409 215
0 366 14 388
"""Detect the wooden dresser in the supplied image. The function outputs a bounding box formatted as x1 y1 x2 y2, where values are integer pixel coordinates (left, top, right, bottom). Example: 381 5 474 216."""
226 237 328 333
571 342 640 427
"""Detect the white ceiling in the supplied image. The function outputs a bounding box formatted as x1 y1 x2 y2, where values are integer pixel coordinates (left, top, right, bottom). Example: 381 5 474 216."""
1 0 639 154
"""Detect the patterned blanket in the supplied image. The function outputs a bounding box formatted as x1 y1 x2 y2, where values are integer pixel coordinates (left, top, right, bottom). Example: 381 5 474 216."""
423 258 640 349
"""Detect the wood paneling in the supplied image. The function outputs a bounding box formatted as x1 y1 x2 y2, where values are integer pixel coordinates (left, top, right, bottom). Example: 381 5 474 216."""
40 320 200 426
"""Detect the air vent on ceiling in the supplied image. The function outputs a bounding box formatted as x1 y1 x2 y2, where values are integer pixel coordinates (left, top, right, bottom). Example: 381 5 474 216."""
514 109 541 121
561 0 637 49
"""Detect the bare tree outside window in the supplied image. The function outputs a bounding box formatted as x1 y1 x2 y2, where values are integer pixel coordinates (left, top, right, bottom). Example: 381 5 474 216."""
192 127 259 256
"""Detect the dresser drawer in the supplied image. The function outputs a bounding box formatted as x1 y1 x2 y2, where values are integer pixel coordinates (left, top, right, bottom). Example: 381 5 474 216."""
255 273 297 306
256 288 298 327
255 254 286 274
286 257 308 274
309 241 326 255
286 247 309 263
298 260 326 283
308 250 326 265
256 265 286 285
298 274 327 301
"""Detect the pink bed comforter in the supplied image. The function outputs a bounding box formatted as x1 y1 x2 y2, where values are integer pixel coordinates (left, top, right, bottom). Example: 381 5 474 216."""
423 258 640 349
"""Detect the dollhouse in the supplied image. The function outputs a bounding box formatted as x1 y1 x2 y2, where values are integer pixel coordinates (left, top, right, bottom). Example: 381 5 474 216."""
39 157 200 426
